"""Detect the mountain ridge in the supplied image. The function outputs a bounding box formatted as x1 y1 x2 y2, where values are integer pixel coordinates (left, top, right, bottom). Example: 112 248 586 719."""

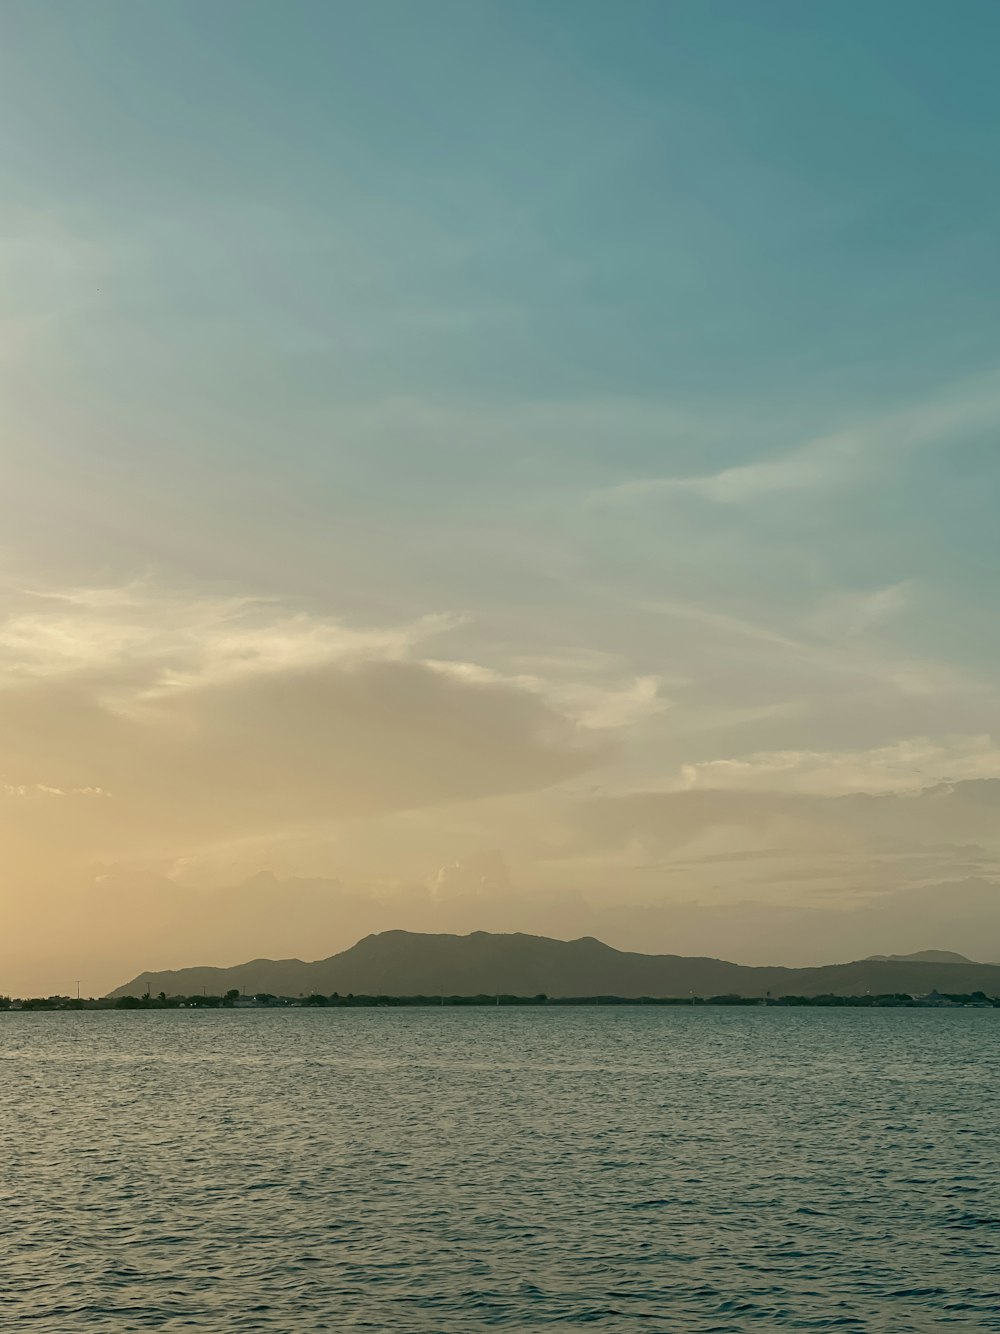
863 950 977 964
108 929 1000 999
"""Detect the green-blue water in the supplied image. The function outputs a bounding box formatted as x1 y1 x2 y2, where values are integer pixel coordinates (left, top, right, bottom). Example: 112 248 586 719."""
3 1008 999 1331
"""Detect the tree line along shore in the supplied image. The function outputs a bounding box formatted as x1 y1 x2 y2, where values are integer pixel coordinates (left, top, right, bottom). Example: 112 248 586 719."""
3 989 997 1011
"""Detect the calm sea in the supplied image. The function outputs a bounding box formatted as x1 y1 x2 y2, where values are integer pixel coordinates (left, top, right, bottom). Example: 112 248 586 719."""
3 1008 999 1331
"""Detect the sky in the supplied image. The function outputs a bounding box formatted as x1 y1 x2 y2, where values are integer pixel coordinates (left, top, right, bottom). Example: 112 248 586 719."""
3 0 1000 995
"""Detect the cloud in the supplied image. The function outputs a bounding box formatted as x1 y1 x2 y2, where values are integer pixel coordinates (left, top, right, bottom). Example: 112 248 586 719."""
427 657 671 732
680 735 1000 796
617 434 859 503
433 850 511 899
0 579 462 689
0 659 601 856
0 581 604 874
805 583 910 641
2 783 110 798
608 370 1000 504
556 777 1000 893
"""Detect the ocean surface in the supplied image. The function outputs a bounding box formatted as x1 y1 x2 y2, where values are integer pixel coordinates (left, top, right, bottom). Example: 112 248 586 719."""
3 1009 999 1332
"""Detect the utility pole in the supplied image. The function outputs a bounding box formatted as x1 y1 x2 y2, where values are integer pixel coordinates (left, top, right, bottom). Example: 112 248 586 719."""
75 981 81 1001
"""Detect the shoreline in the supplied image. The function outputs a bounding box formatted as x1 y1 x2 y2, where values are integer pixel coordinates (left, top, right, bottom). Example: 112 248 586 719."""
5 991 998 1012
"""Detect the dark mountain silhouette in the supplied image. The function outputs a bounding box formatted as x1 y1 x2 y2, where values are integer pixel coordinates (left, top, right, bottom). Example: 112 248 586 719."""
863 950 976 964
108 930 1000 999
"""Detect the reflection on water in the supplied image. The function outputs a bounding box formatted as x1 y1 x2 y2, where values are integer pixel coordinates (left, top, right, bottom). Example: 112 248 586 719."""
3 1008 999 1331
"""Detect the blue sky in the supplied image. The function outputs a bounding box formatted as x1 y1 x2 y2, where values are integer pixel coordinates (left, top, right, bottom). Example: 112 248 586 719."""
3 1 1000 987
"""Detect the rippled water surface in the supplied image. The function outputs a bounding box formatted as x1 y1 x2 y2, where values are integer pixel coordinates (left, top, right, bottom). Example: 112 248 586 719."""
3 1008 1000 1331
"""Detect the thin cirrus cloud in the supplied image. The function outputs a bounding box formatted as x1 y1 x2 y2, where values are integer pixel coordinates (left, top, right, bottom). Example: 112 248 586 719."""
607 371 1000 505
679 736 1000 796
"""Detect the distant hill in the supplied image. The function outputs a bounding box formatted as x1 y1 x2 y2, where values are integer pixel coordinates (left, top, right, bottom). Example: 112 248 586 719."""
108 930 1000 999
864 950 977 964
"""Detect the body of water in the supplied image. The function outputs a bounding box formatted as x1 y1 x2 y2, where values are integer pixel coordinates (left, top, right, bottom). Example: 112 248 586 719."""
3 1008 999 1331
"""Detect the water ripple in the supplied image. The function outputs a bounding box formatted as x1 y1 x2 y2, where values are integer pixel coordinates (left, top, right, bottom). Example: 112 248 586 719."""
2 1008 999 1330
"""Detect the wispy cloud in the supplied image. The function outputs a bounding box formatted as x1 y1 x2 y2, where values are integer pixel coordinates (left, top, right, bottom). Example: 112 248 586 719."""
426 658 671 731
805 582 910 640
0 579 464 693
680 735 1000 796
607 371 1000 504
3 783 110 799
629 585 977 704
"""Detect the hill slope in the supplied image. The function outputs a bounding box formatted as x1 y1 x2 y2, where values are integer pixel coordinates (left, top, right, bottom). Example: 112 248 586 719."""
864 950 976 964
108 930 1000 999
